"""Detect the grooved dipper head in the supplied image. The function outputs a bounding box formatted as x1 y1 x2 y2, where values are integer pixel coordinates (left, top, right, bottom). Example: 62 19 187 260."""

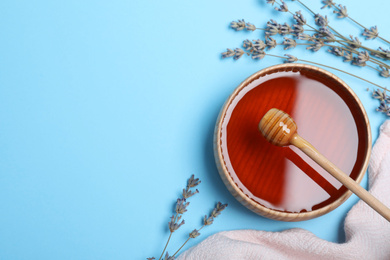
258 108 298 147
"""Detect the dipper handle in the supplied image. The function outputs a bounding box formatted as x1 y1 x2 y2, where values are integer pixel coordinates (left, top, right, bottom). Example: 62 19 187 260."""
290 134 390 222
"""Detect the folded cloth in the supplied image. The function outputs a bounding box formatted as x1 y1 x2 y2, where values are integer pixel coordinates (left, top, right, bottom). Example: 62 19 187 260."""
178 120 390 260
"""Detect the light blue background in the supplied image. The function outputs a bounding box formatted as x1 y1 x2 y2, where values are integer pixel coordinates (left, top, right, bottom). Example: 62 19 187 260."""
1 0 389 259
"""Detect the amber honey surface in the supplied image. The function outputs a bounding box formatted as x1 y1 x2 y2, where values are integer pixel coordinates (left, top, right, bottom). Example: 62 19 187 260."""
220 69 369 213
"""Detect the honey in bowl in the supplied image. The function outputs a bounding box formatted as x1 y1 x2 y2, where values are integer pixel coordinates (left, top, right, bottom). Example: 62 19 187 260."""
215 64 371 221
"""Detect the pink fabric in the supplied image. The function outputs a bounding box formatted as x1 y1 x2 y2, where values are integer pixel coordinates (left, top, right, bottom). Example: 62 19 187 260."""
179 121 390 260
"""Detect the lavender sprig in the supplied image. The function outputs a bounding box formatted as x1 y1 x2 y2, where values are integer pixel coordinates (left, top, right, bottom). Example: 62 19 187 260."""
150 175 227 260
223 0 390 118
229 19 313 36
267 0 390 73
156 175 200 260
294 0 390 57
237 28 386 74
325 1 390 45
171 202 228 258
230 19 257 31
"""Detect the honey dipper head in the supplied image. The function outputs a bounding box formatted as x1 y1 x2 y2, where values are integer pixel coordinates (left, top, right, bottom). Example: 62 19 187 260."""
258 108 298 147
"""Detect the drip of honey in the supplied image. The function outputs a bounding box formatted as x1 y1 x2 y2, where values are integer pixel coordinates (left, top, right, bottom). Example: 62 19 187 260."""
220 69 368 213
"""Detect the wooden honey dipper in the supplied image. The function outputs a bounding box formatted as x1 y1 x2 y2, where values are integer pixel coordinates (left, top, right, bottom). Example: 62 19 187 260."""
258 108 390 222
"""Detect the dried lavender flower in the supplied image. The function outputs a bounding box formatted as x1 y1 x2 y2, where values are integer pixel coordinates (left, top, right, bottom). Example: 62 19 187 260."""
189 229 200 238
348 35 361 49
252 39 266 50
352 57 366 67
187 174 201 188
284 54 298 63
314 14 329 27
373 89 390 102
380 66 390 78
333 4 348 18
292 24 304 35
279 23 292 35
265 37 277 50
204 215 214 226
230 19 257 32
362 26 379 40
318 27 335 41
357 51 370 63
234 48 245 60
246 22 257 31
201 201 228 227
221 48 235 59
275 0 288 12
265 19 279 36
266 0 276 5
182 188 198 199
343 51 353 63
293 11 306 25
252 51 266 60
251 41 266 59
297 33 313 41
378 47 390 59
306 42 324 52
216 201 228 211
163 252 175 260
201 202 228 226
283 37 297 50
328 47 344 57
230 19 246 31
168 215 185 232
376 101 390 115
242 39 253 51
321 0 335 9
210 202 228 218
